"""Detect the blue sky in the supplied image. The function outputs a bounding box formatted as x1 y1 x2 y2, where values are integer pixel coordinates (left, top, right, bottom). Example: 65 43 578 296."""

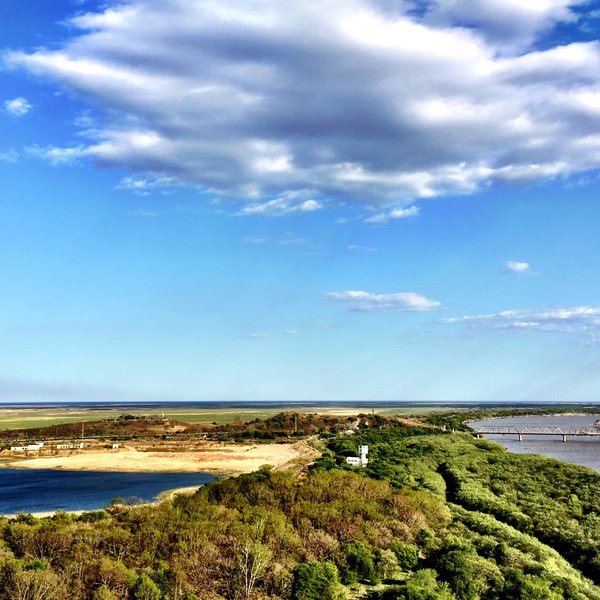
2 0 600 403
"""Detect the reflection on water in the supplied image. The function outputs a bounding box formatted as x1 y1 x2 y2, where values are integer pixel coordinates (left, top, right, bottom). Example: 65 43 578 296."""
469 415 600 472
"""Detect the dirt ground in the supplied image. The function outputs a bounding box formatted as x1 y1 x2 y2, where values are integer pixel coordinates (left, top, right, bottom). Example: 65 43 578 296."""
0 440 319 474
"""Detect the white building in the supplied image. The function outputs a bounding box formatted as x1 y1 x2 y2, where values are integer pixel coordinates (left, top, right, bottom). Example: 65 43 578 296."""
346 445 369 467
10 443 44 452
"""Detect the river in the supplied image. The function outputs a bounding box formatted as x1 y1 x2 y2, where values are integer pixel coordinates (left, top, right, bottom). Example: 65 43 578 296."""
0 469 215 515
469 414 600 472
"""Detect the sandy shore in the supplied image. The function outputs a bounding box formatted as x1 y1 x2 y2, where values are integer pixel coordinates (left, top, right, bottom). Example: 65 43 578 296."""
0 440 318 474
0 441 320 519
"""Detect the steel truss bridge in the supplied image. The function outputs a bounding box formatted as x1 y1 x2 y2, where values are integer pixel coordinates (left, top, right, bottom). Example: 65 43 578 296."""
473 426 600 442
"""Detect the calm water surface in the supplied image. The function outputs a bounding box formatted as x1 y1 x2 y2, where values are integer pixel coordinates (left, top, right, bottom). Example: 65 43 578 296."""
470 414 600 472
0 470 215 515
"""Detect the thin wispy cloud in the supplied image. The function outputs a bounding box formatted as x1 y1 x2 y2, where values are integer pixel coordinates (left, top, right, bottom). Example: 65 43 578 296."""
364 206 419 224
5 0 600 213
4 97 31 116
347 245 376 252
26 144 88 166
247 332 268 340
237 194 322 217
118 175 178 196
128 208 158 218
446 306 600 338
243 233 309 246
0 150 18 163
327 290 441 312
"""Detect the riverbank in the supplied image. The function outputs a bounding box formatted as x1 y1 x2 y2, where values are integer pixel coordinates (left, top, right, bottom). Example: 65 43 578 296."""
469 414 600 472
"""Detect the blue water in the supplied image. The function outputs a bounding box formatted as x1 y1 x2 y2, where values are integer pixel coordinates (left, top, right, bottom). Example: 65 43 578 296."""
470 415 600 472
0 469 214 515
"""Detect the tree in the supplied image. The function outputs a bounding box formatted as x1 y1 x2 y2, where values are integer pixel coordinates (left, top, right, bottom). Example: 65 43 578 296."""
339 541 379 584
389 542 418 572
399 569 456 600
292 562 345 600
237 540 272 599
92 586 117 600
10 569 67 600
132 574 162 600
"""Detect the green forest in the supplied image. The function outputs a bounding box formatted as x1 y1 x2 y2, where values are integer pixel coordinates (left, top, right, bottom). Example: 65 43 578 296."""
0 414 599 599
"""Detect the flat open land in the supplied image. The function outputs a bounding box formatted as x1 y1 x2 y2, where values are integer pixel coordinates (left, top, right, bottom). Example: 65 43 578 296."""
0 440 318 474
0 403 451 430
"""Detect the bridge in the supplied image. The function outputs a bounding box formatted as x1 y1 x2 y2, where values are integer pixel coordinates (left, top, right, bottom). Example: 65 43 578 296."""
472 426 600 443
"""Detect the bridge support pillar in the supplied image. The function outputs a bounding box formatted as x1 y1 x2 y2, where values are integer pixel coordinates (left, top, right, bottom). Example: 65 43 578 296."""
562 434 567 443
517 433 522 442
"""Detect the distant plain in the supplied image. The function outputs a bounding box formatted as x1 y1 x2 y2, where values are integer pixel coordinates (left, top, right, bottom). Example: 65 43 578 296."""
0 403 453 429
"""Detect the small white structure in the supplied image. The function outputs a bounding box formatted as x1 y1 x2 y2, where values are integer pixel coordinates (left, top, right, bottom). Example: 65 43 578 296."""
346 445 369 467
111 443 120 449
358 445 369 466
56 442 84 450
10 442 44 452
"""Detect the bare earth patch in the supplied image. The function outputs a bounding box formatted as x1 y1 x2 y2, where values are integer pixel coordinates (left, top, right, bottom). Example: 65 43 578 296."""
1 441 318 475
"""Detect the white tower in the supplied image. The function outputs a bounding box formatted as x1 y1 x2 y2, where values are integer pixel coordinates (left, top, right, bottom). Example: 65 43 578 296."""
358 445 369 466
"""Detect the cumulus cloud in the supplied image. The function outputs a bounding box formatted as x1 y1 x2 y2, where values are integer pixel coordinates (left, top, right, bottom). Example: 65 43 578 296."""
422 0 583 53
4 97 31 116
446 306 600 336
5 0 600 211
326 290 441 312
504 261 531 273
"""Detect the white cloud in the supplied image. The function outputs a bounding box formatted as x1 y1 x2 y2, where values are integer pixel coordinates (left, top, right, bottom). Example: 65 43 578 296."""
446 306 600 337
118 175 178 195
4 97 31 116
422 0 583 53
326 290 441 312
364 206 419 224
26 144 89 165
237 193 322 217
0 150 18 163
504 261 531 273
347 244 376 252
247 332 268 339
243 233 308 246
5 1 600 209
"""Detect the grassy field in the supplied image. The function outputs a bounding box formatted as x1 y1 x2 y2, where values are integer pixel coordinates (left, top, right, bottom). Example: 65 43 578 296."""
0 404 452 430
